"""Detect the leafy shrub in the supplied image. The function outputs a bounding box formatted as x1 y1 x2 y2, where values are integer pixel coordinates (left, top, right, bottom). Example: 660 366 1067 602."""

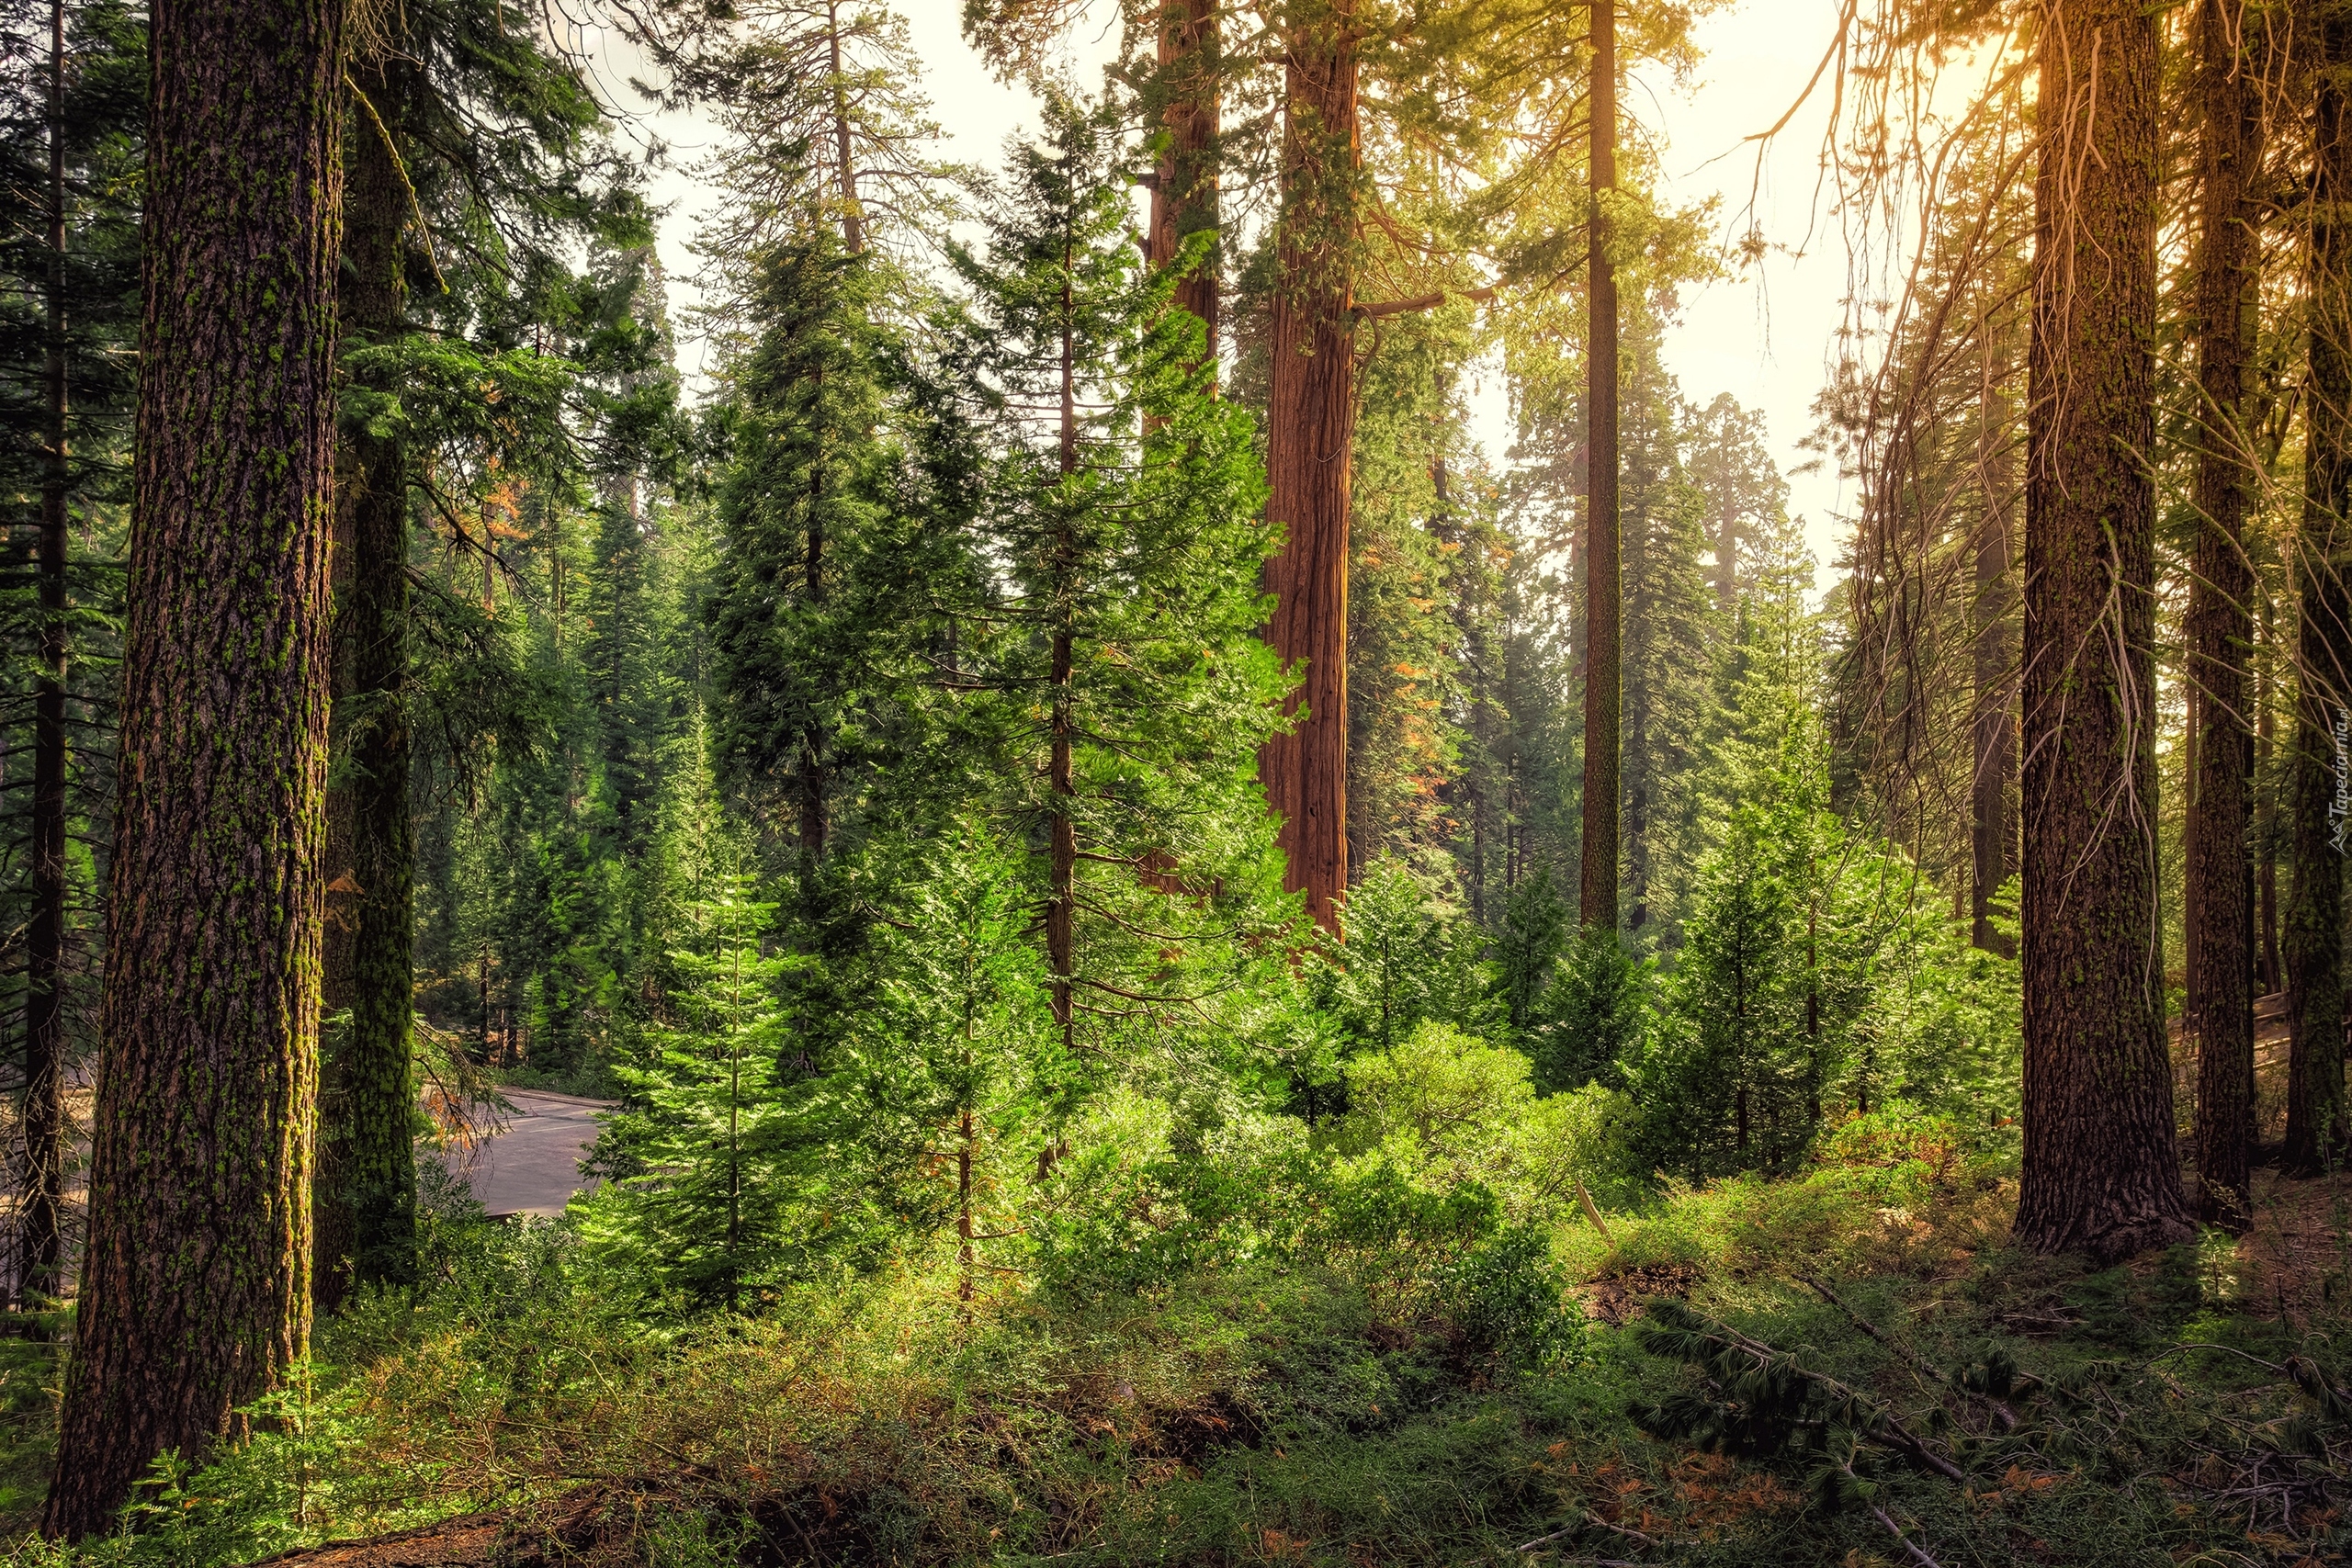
1335 1021 1634 1225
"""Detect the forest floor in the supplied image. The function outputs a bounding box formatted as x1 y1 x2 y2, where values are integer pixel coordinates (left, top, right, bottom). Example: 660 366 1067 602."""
0 1126 2346 1568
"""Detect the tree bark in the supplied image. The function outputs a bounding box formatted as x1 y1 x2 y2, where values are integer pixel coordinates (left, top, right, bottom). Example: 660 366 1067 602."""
2011 0 2192 1263
44 0 344 1535
1579 0 1620 932
317 41 420 1312
1148 0 1218 361
19 0 69 1325
2259 596 2282 994
1048 234 1077 1044
1260 0 1357 932
2188 0 2262 1228
2285 0 2352 1178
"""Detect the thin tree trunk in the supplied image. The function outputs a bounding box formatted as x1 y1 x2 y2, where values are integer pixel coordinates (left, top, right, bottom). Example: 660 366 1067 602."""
1048 232 1078 1043
1148 0 1218 360
2188 0 2262 1228
316 42 420 1313
2260 596 2282 994
2286 0 2352 1178
44 0 345 1534
2184 690 2202 1022
828 0 863 254
1260 0 1357 932
1579 0 1620 932
1970 420 2017 957
2011 0 2192 1262
19 0 68 1326
1714 423 1736 612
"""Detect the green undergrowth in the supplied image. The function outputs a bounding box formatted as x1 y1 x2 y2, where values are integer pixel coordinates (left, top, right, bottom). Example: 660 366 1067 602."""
10 1145 2350 1568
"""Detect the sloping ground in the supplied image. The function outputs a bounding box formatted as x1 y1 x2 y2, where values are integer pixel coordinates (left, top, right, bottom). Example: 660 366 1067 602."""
249 1517 505 1568
2236 1167 2352 1325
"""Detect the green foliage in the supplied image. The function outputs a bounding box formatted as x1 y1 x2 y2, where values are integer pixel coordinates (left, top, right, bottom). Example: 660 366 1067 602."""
1333 1021 1632 1230
580 841 803 1305
1316 857 1497 1054
1524 924 1648 1095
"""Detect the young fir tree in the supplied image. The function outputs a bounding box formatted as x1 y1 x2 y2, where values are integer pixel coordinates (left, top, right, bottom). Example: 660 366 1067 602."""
847 823 1062 1311
591 831 800 1309
941 92 1292 1061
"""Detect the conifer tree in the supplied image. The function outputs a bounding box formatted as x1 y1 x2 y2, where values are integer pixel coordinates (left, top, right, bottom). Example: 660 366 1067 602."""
0 0 141 1323
2013 0 2191 1258
47 0 346 1533
944 93 1291 1054
711 236 894 873
317 0 670 1305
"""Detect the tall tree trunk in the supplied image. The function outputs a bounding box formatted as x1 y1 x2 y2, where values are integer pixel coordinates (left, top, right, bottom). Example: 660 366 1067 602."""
2285 0 2352 1179
1970 421 2017 957
1048 232 1077 1045
2188 0 2262 1228
2183 691 2202 1021
43 0 345 1535
1713 423 1736 612
2259 595 2282 994
1579 0 1620 932
1148 0 1218 360
19 0 69 1326
1260 0 1357 932
828 0 863 255
2011 0 2192 1262
800 440 828 865
316 42 420 1313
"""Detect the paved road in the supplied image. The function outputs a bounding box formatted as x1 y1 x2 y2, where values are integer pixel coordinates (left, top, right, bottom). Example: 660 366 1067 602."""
435 1089 612 1218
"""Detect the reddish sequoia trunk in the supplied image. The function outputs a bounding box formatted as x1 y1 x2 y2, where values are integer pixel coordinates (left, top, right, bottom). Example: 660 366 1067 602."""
2012 0 2191 1263
2188 0 2262 1228
1260 0 1357 932
2286 0 2352 1179
43 0 345 1535
1579 0 1620 931
1148 0 1218 360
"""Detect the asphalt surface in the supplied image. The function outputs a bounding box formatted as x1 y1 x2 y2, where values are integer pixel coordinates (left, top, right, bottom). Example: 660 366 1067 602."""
436 1089 611 1218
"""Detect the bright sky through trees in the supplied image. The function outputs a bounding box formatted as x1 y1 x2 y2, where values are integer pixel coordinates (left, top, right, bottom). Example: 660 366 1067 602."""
600 0 1856 583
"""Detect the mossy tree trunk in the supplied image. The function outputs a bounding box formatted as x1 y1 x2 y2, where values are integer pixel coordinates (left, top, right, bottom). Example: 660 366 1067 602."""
316 39 420 1311
42 0 345 1536
2285 0 2352 1179
2187 0 2264 1226
2011 0 2192 1263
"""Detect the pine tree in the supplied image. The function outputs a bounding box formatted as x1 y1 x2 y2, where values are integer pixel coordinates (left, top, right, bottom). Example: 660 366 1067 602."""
710 236 895 874
46 0 346 1533
942 93 1292 1056
0 0 141 1324
2013 0 2191 1258
592 834 799 1307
